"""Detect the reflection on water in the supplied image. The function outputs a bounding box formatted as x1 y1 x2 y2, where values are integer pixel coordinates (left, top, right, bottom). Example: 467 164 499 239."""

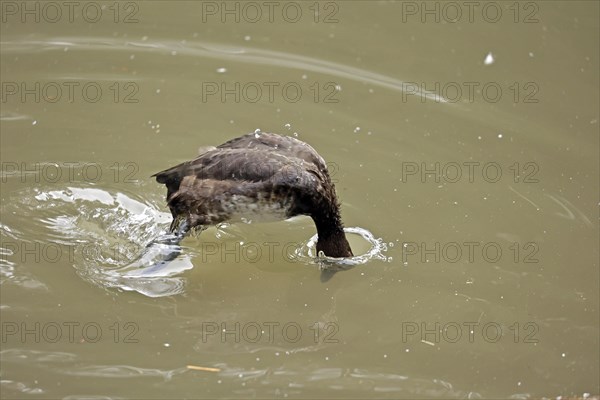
1 348 469 397
1 37 447 103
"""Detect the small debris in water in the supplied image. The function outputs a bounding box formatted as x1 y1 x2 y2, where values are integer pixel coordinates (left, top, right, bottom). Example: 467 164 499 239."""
186 365 221 372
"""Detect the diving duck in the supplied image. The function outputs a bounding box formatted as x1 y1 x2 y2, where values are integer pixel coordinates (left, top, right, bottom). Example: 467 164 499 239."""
153 132 353 258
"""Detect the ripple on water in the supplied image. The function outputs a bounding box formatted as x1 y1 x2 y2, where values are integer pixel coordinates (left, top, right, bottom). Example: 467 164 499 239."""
4 185 387 296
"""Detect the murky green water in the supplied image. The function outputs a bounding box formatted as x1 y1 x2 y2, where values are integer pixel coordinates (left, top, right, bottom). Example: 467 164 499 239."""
1 1 598 398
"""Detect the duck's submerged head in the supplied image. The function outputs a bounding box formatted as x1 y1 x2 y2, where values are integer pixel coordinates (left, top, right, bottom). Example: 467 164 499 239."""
316 229 353 258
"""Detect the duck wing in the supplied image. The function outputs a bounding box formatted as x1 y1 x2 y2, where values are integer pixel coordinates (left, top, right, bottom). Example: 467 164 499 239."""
153 133 331 201
218 132 328 172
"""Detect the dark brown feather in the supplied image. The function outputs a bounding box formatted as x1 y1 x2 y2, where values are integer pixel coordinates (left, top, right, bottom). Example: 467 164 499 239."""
153 132 352 258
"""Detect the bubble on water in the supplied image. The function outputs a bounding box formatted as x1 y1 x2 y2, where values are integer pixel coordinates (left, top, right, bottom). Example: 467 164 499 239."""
498 133 503 139
484 52 495 65
171 50 177 56
244 35 251 41
32 120 37 125
284 123 291 129
216 67 227 73
353 127 361 133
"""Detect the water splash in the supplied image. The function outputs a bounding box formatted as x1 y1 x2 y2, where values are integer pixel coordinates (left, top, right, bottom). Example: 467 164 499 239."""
294 227 388 282
4 184 387 295
24 186 189 297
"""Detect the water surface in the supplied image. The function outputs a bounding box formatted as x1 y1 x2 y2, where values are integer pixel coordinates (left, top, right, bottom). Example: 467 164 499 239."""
1 1 598 398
